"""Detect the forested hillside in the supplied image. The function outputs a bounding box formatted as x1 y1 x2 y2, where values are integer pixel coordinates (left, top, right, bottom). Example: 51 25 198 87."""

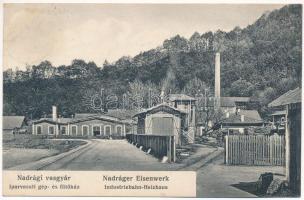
3 5 302 119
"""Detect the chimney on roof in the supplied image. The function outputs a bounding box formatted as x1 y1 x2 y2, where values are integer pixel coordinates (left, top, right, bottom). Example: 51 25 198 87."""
52 106 57 121
241 115 245 122
214 52 221 110
160 90 165 103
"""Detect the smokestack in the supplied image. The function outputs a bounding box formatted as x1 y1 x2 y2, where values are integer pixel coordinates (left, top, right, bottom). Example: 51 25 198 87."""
52 106 57 121
241 115 245 122
160 90 165 103
214 52 221 109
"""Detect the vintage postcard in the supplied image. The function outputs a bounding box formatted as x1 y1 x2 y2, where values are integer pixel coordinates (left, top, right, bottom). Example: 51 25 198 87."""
1 2 302 198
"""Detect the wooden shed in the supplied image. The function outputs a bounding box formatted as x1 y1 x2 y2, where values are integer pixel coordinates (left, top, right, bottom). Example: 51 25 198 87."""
133 103 186 145
268 87 301 196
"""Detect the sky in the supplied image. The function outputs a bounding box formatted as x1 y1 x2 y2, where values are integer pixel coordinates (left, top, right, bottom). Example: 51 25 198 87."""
3 4 284 70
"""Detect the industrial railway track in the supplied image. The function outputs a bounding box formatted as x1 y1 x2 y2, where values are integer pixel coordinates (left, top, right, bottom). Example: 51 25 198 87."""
37 141 98 170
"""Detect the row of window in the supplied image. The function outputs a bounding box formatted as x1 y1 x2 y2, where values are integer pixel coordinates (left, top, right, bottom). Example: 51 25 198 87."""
35 125 123 136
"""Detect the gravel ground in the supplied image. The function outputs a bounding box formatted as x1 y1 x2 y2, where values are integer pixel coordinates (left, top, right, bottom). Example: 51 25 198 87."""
177 143 217 166
196 154 285 197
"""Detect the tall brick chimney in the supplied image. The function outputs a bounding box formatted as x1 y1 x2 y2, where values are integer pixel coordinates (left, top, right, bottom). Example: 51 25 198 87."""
214 52 221 110
52 106 57 121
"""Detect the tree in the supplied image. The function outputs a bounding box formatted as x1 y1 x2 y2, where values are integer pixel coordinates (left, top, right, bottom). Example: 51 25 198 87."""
163 35 190 52
127 79 147 109
230 79 255 97
2 5 301 120
182 77 208 97
32 60 54 79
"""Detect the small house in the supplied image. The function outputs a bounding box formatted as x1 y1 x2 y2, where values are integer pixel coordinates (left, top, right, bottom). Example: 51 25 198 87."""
196 96 260 136
3 116 26 134
268 87 301 195
205 96 255 113
220 110 264 135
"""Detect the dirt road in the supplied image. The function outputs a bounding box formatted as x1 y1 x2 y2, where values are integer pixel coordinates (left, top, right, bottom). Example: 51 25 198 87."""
196 154 285 197
39 139 183 170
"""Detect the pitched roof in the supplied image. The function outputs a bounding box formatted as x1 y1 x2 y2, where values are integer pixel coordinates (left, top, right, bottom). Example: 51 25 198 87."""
220 97 236 107
268 87 301 107
74 113 99 118
32 118 72 125
106 109 137 120
205 97 235 107
271 110 286 116
169 94 196 101
33 115 128 125
75 110 136 120
70 115 125 124
206 96 252 108
133 103 186 118
224 97 251 103
239 110 262 121
58 118 74 123
3 116 25 129
221 112 263 125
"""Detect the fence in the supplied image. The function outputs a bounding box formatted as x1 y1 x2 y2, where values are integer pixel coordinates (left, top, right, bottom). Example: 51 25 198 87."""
225 135 285 166
126 134 175 162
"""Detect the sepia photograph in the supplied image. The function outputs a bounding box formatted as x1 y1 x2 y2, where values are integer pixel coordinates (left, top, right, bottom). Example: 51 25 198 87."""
2 2 302 197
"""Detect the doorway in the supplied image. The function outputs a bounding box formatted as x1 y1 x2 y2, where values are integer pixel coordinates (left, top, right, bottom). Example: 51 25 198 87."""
93 126 101 136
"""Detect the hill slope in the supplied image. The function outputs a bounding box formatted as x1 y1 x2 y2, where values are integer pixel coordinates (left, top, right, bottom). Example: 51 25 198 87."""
3 5 302 118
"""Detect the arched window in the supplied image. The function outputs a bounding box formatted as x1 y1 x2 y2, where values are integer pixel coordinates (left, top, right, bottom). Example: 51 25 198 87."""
104 125 111 136
48 126 55 135
36 125 42 135
61 126 67 135
82 125 89 136
71 125 77 136
116 125 122 136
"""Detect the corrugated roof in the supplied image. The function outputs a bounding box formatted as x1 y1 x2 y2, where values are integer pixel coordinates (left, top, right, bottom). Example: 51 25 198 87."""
268 87 301 107
3 116 25 129
169 94 196 101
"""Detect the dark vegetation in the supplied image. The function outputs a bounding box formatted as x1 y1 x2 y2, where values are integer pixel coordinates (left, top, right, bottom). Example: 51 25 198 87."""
3 5 301 119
